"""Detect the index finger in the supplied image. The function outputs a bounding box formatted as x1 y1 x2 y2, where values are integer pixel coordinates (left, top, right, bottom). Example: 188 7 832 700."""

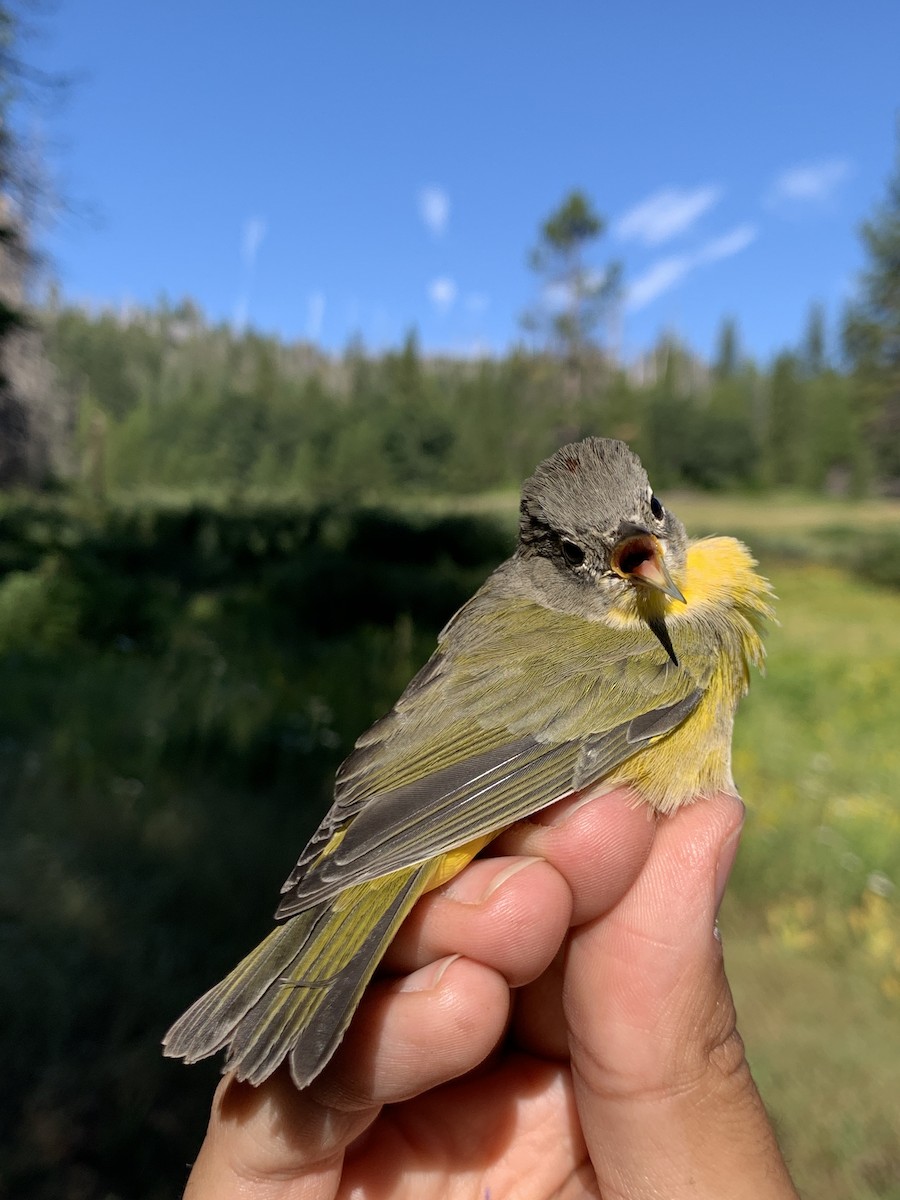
493 784 658 925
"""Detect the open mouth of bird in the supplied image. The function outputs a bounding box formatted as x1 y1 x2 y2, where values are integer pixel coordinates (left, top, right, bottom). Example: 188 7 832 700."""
610 532 684 604
612 533 660 581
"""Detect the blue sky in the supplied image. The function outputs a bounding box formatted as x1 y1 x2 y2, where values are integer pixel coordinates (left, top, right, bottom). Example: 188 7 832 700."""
27 0 900 363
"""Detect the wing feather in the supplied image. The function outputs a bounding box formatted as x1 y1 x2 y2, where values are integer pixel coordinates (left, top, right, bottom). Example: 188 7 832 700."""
276 691 703 917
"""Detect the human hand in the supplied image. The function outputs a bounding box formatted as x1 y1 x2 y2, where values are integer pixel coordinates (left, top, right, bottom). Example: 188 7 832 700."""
181 788 800 1199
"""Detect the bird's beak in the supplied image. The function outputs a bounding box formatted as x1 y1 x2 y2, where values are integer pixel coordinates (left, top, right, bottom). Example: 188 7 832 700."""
611 525 686 603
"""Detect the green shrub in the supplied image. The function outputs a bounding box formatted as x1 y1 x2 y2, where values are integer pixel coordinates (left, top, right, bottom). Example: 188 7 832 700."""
850 531 900 591
0 559 82 653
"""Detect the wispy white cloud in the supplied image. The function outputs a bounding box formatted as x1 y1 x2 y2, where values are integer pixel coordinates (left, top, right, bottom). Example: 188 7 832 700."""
307 291 325 340
428 276 457 312
627 256 692 311
626 223 758 312
241 217 267 268
418 185 450 237
697 223 758 262
767 158 852 206
234 216 267 330
615 185 722 246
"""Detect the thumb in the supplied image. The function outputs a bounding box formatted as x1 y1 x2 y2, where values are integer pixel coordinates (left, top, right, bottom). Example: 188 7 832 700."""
564 792 799 1200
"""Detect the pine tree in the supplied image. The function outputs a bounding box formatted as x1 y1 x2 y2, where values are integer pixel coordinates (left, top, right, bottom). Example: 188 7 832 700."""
843 126 900 485
0 3 68 487
802 303 827 375
713 317 740 380
522 191 621 388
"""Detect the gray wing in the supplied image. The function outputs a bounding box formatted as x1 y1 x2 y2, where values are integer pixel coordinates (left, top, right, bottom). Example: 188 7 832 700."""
276 689 702 918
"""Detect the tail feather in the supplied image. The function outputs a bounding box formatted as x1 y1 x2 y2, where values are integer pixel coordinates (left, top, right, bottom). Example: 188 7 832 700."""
163 863 431 1088
163 914 317 1063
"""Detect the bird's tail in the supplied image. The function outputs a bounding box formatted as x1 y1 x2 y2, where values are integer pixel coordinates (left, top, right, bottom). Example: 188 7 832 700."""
163 862 431 1088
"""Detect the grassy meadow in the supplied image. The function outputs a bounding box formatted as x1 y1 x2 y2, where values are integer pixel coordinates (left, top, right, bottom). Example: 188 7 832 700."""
725 558 900 1199
0 489 898 1199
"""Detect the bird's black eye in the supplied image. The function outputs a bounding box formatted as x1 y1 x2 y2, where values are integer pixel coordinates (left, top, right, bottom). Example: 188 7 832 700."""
560 539 585 567
649 493 664 521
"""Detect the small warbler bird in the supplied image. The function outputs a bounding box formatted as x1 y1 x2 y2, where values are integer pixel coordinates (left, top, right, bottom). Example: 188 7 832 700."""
164 437 773 1088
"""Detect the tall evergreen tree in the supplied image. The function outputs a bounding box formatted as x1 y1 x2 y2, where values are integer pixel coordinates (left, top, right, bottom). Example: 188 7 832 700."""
0 2 68 487
713 316 740 380
843 125 900 483
767 352 807 486
803 302 827 375
522 190 621 376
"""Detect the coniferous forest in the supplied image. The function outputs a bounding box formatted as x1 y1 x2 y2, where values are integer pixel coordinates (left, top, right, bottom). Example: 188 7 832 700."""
36 293 887 503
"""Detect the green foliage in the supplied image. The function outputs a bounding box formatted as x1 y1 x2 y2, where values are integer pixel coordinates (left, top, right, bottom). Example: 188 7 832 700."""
803 301 828 374
805 371 869 494
712 316 741 380
538 191 603 249
633 344 761 490
843 123 900 481
849 529 900 591
0 557 81 652
41 298 890 502
766 352 808 485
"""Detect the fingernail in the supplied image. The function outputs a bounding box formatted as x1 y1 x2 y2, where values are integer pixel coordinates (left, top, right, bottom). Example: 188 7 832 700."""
479 856 542 901
714 818 744 913
538 783 637 827
441 856 542 904
397 954 461 994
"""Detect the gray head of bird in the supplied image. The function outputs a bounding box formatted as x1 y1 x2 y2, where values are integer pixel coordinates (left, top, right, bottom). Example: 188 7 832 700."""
516 438 688 652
